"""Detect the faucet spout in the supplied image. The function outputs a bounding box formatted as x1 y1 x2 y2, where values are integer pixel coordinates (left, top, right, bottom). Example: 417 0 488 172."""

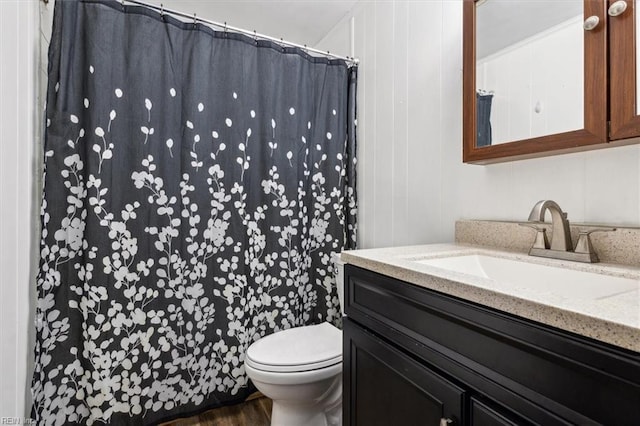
528 200 572 251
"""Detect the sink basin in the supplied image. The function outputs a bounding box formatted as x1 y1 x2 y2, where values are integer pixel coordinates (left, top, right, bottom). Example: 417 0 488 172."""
415 254 639 300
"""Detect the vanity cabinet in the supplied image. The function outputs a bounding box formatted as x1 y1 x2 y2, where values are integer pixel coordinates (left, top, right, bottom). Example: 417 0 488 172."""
469 397 523 426
343 320 465 425
463 0 640 164
343 264 640 425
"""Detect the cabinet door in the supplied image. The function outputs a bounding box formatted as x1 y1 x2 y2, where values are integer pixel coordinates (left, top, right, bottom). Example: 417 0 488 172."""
470 397 528 426
343 318 465 426
610 0 640 139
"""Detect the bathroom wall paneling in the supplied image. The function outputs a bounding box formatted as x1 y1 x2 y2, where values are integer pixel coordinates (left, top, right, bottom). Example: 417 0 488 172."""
316 0 448 248
0 0 39 418
317 0 640 247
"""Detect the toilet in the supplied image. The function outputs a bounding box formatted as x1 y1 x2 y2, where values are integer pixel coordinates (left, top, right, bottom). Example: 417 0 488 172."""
244 256 345 426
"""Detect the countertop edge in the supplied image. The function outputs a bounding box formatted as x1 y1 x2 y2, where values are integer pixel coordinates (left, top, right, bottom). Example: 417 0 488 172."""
341 245 640 353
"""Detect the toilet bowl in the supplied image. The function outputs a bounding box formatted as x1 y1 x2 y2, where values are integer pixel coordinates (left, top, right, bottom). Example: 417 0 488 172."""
244 255 345 426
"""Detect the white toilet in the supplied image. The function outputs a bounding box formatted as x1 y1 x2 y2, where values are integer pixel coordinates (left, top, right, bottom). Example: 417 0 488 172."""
244 256 345 426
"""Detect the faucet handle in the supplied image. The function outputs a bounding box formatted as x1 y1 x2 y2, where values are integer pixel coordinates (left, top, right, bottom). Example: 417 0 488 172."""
518 223 550 249
574 227 616 255
578 227 617 235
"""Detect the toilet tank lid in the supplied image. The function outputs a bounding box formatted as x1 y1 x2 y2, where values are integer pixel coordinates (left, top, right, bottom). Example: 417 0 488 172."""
246 322 342 368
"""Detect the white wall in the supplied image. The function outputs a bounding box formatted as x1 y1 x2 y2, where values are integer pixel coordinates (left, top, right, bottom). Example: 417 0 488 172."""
318 0 456 248
316 0 640 249
0 0 40 419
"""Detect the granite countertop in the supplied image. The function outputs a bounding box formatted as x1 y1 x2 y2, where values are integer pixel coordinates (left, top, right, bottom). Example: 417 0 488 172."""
341 244 640 352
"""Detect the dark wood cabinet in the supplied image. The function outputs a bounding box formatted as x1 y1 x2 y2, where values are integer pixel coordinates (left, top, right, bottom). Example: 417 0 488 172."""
343 264 640 425
343 318 465 426
469 398 524 426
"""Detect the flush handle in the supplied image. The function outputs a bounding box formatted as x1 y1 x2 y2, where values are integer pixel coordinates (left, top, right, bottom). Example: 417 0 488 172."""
608 0 628 16
583 15 600 30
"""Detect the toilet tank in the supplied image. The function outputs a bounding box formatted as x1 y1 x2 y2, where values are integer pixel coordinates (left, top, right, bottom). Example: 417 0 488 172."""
333 253 345 316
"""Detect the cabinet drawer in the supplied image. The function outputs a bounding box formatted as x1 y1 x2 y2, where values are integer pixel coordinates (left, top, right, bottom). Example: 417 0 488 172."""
343 318 465 426
470 397 524 426
345 265 640 425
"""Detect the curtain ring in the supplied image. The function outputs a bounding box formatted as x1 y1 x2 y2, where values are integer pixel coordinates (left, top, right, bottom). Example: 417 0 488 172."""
160 4 164 16
254 30 258 44
193 13 197 25
280 38 285 52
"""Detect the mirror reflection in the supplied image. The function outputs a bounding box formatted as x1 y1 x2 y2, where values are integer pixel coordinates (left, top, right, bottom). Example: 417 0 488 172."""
475 0 583 147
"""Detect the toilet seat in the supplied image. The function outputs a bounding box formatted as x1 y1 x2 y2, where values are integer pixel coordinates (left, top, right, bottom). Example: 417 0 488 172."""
246 322 342 373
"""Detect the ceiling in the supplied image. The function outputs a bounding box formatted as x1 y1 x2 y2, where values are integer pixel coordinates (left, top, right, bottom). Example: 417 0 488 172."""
476 0 583 59
158 0 359 48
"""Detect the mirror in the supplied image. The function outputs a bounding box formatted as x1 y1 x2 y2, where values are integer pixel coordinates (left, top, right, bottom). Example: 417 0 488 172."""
475 0 583 146
637 0 640 114
463 0 607 164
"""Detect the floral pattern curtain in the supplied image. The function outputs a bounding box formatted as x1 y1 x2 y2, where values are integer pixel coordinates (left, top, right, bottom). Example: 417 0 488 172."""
476 91 493 147
31 1 357 424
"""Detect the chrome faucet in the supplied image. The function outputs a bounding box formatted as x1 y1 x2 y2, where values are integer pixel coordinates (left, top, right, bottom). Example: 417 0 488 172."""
522 200 615 263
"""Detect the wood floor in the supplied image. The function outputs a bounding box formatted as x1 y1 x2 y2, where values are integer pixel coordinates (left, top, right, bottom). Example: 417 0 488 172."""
161 396 272 426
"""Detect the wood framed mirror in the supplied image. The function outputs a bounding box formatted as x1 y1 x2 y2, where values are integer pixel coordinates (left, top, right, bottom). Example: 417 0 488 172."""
463 0 608 164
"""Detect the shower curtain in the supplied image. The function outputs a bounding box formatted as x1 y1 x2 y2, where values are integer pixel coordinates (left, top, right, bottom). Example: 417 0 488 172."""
32 1 357 424
476 91 493 147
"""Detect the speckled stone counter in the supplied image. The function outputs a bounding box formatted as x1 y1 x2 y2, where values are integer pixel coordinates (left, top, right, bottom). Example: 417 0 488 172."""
456 220 640 266
341 244 640 352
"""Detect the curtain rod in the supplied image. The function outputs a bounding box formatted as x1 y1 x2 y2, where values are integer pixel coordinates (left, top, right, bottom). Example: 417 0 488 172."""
120 0 359 66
